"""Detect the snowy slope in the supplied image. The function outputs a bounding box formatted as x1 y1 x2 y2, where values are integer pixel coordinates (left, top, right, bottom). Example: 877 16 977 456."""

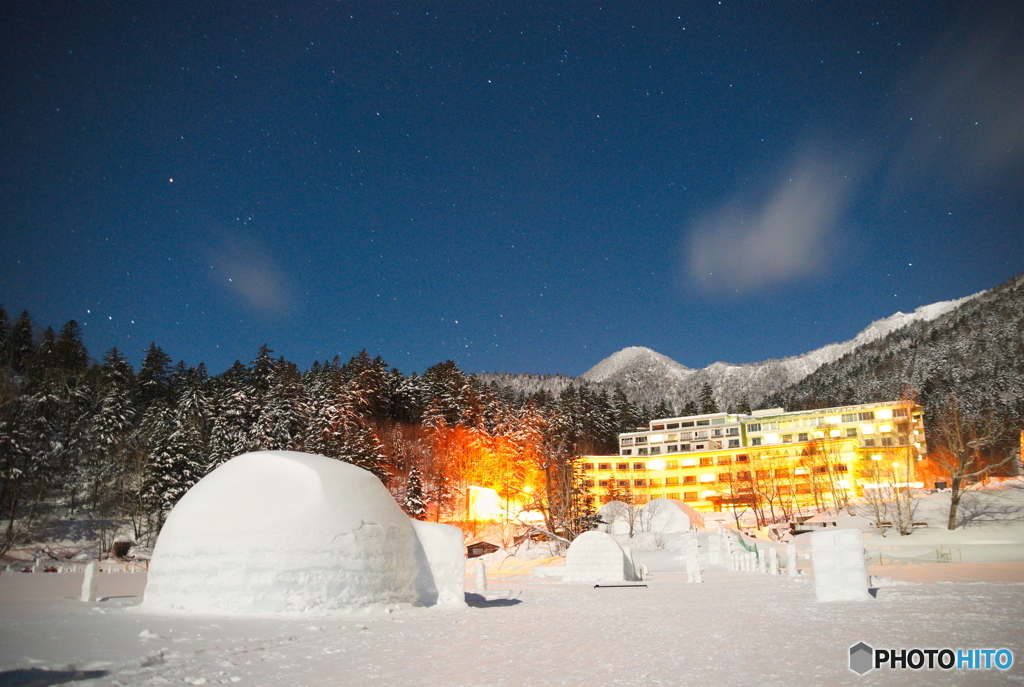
579 346 693 385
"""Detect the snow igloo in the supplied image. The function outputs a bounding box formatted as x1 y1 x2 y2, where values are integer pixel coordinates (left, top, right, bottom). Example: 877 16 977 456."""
143 451 465 614
563 530 638 583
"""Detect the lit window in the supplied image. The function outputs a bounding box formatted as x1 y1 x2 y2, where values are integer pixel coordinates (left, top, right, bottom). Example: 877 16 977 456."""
700 474 716 483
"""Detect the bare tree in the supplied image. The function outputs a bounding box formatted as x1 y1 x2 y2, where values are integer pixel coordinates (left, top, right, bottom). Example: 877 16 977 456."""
929 398 1021 530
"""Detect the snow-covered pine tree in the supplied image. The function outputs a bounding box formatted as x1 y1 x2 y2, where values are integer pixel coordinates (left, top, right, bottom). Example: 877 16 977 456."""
402 463 427 519
137 342 173 411
249 359 307 451
207 361 253 469
699 382 719 414
84 348 137 511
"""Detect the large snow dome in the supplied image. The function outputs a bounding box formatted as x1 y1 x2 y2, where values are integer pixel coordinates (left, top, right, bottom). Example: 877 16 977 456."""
144 450 464 614
643 498 705 532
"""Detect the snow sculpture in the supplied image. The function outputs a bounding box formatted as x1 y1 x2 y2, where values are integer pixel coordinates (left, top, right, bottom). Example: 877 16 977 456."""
787 543 798 578
144 451 465 613
768 547 778 575
810 529 872 602
563 531 637 583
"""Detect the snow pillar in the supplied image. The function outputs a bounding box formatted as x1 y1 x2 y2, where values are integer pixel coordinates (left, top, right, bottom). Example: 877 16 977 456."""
81 562 99 602
707 535 720 565
474 560 488 591
757 549 766 573
411 519 468 607
768 547 778 575
686 555 702 583
810 529 872 602
787 543 798 578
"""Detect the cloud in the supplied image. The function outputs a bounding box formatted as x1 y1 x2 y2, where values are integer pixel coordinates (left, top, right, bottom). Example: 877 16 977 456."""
885 7 1024 191
205 232 294 315
684 152 856 294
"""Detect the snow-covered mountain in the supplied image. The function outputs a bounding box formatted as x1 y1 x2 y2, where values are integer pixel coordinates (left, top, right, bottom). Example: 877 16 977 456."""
478 291 982 410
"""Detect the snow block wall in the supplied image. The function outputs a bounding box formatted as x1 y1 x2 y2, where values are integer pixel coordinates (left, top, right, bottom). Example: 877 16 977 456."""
564 531 636 582
411 519 467 607
810 529 872 602
143 451 464 614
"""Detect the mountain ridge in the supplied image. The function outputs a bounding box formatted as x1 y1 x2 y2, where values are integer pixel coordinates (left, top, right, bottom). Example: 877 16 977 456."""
477 290 983 410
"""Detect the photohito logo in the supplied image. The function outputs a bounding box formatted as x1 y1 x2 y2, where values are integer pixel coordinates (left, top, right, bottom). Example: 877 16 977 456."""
849 642 1013 675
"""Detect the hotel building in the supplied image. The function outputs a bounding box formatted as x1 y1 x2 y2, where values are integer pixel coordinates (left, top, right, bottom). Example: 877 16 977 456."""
580 400 926 513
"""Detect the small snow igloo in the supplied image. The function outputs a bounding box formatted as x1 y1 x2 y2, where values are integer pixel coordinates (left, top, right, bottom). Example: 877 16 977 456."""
563 530 637 583
143 451 464 614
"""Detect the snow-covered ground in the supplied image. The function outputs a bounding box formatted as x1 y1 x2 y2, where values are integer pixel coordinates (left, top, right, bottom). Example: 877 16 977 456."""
2 485 1023 686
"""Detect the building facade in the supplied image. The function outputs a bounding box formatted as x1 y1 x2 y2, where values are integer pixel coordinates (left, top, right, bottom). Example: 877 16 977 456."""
581 400 926 515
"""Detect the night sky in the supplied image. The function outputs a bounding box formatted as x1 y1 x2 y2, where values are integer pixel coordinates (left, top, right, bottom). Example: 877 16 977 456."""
2 2 1022 377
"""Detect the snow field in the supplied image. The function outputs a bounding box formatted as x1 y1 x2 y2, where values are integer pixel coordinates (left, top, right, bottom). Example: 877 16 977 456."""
1 563 1022 686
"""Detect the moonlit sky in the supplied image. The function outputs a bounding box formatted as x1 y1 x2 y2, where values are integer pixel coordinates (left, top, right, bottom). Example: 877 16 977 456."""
2 2 1022 376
